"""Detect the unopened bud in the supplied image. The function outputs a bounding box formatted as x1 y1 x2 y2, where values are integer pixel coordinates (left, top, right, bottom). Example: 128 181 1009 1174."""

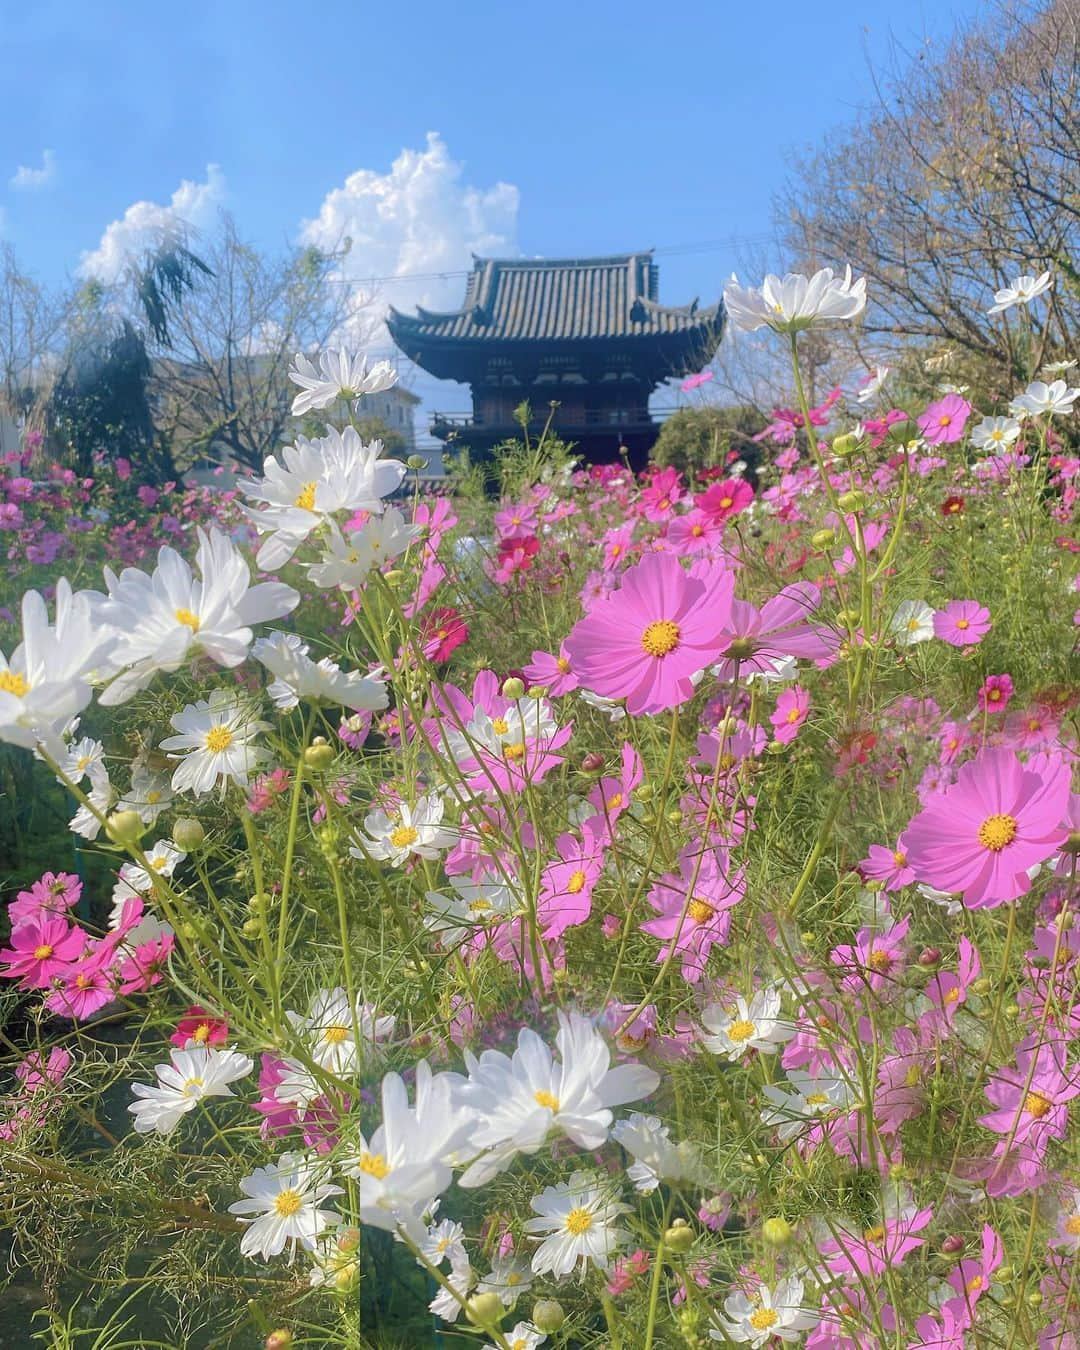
664 1219 695 1254
242 917 262 938
634 782 655 802
836 608 862 627
501 676 525 700
811 528 836 550
465 1292 504 1329
837 489 866 513
972 977 991 997
247 892 269 914
581 752 605 774
265 1331 293 1350
532 1300 566 1333
1027 1291 1043 1309
406 454 427 471
996 1264 1014 1283
940 1235 965 1255
106 810 145 846
303 739 335 771
766 739 787 754
762 1217 794 1247
887 417 918 445
665 809 684 826
918 947 941 967
337 1227 361 1253
1063 830 1080 854
383 569 405 586
172 817 205 851
832 432 860 457
527 684 548 699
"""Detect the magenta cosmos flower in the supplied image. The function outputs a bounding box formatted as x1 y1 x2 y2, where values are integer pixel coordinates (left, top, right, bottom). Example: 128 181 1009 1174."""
0 915 87 989
564 552 734 716
904 746 1071 908
918 393 972 446
640 846 744 982
770 684 810 744
933 599 991 646
712 582 838 681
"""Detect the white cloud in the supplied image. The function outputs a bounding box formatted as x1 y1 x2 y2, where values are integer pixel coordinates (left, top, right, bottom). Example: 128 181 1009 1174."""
78 164 226 282
298 132 519 348
10 149 56 191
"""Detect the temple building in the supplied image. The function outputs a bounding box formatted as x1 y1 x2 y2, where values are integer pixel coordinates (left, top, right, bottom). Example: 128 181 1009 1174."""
387 252 724 466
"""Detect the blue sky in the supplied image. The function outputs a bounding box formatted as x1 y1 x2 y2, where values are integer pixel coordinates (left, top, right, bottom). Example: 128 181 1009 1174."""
0 0 990 439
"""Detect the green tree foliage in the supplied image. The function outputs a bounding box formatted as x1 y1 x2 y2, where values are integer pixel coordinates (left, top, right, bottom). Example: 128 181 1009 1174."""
650 404 766 475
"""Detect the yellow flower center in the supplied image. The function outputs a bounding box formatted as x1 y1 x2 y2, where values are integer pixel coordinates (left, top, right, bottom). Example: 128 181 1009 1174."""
955 618 970 630
944 987 961 1004
323 1025 350 1045
556 657 571 673
727 1018 757 1042
182 1076 204 1096
175 607 201 632
869 950 893 973
907 618 922 631
146 789 161 803
863 1224 887 1244
892 851 907 867
535 1089 560 1111
33 944 54 960
719 496 734 509
274 1188 303 1217
566 869 587 894
503 742 526 761
749 1308 779 1331
192 1024 211 1043
468 898 492 914
75 974 93 989
151 857 167 871
786 707 802 723
389 825 419 849
505 1272 521 1286
805 1091 830 1106
938 414 952 427
357 1151 389 1179
607 792 623 809
492 716 509 735
978 813 1017 851
205 726 234 753
641 619 680 657
1025 1091 1052 1118
1064 1215 1080 1235
0 669 29 697
966 1274 984 1293
294 481 318 511
687 897 714 924
565 1207 593 1236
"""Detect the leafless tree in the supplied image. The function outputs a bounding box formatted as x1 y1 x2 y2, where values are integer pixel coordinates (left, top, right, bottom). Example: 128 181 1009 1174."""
151 214 373 471
779 0 1080 393
0 246 72 453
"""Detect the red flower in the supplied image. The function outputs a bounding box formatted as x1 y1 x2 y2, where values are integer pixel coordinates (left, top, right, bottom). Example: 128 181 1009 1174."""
940 495 965 516
421 606 470 662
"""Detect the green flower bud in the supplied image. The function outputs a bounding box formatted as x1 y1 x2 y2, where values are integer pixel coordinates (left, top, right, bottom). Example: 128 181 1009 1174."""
664 1219 695 1254
832 432 860 457
106 810 145 846
532 1300 566 1333
265 1333 294 1350
762 1217 795 1247
406 454 428 471
527 684 549 699
383 569 405 586
501 676 526 700
465 1292 504 1329
303 739 335 772
836 489 866 513
172 817 205 851
766 739 787 755
996 1264 1014 1283
1027 1291 1043 1308
242 917 263 939
665 809 684 825
811 528 836 550
247 893 269 915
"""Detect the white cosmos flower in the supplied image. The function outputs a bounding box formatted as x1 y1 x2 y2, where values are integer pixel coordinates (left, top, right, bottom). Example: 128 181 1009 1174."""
228 1151 342 1261
96 527 299 706
342 1062 475 1239
611 1112 708 1193
711 1275 819 1345
477 1254 534 1306
424 877 525 946
288 348 398 416
700 987 795 1060
916 882 963 917
486 1323 546 1350
429 1252 474 1323
761 1070 855 1142
889 600 935 647
970 415 1022 453
243 426 407 570
308 509 423 590
0 580 118 755
273 988 396 1111
1042 358 1077 375
116 759 175 824
987 270 1053 315
159 691 271 797
60 736 105 784
454 1011 660 1187
128 1044 253 1135
855 364 890 404
68 763 115 840
421 1218 467 1268
1010 379 1079 419
577 688 628 721
724 266 867 333
354 794 455 866
524 1171 631 1278
253 631 388 713
114 840 186 896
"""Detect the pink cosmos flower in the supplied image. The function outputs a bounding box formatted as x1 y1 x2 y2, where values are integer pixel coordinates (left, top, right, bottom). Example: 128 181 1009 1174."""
251 1054 343 1153
712 582 838 681
933 600 992 646
171 1005 230 1049
770 685 810 744
601 523 636 572
944 1224 1002 1321
641 847 744 983
585 742 643 841
979 1035 1080 1154
874 1028 929 1133
0 915 87 989
564 552 734 716
695 478 753 524
8 872 82 927
830 915 911 995
44 948 117 1019
680 370 714 392
494 502 539 539
639 467 684 521
859 838 915 891
337 710 373 749
821 1206 932 1278
925 936 981 1031
904 746 1071 907
523 645 579 696
420 607 469 662
537 818 606 941
665 508 723 553
977 673 1014 714
918 393 972 445
938 720 970 765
